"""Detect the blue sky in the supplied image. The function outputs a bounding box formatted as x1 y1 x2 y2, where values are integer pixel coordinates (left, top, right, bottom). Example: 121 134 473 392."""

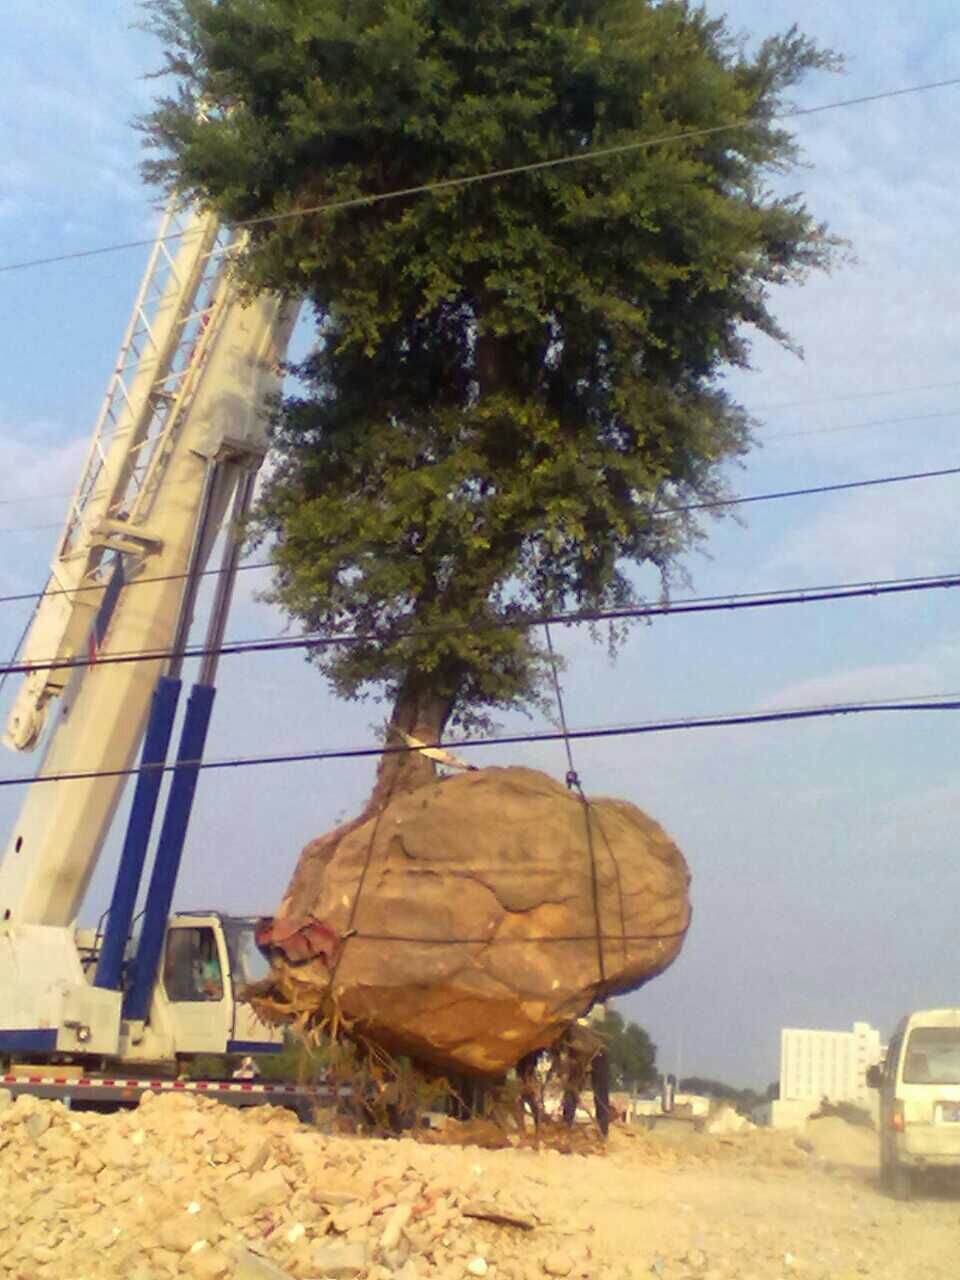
2 1 960 1087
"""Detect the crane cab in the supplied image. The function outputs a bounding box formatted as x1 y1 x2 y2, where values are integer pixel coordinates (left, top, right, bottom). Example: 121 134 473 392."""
123 913 281 1066
0 914 281 1070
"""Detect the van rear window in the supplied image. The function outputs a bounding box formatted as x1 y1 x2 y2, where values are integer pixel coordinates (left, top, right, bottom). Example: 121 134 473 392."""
903 1027 960 1084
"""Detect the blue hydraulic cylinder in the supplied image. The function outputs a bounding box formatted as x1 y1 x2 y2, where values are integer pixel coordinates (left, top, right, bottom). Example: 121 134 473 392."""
123 682 217 1023
93 675 182 991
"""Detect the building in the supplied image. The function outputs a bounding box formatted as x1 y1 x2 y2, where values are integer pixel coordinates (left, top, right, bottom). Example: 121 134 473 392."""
780 1021 881 1104
764 1021 882 1129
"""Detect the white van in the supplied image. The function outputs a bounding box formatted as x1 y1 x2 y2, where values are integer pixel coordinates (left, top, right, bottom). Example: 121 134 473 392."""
868 1008 960 1198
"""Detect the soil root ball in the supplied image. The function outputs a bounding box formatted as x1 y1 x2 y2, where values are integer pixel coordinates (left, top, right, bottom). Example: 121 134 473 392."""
257 766 691 1076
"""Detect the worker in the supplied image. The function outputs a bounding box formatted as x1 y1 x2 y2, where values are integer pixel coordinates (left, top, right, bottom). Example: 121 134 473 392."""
561 1001 611 1138
516 1048 544 1132
195 936 223 999
232 1056 260 1080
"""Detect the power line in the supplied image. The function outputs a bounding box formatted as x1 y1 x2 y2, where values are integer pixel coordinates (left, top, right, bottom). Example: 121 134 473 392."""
754 379 960 413
0 562 955 658
1 459 958 550
3 570 960 681
0 522 60 537
3 76 960 277
0 403 955 534
0 559 274 607
763 408 960 442
1 383 957 529
2 692 959 790
0 492 71 508
679 463 960 512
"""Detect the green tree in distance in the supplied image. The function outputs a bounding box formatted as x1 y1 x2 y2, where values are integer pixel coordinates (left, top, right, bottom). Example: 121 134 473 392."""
599 1008 657 1090
142 0 840 803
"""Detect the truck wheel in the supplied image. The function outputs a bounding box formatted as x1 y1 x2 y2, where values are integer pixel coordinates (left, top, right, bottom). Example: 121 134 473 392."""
890 1162 912 1201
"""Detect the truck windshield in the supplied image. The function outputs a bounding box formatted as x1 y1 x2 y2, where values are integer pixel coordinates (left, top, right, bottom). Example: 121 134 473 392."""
903 1027 960 1084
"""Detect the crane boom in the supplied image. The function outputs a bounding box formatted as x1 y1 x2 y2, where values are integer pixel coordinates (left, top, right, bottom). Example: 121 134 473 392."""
0 201 296 928
0 197 301 1068
6 204 222 752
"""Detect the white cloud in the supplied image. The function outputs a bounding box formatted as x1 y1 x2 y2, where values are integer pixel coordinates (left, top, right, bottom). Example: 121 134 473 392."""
761 473 960 580
755 654 951 713
0 427 87 505
0 427 89 598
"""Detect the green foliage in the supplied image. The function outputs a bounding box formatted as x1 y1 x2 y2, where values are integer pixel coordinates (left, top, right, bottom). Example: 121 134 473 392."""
141 0 841 734
187 1053 231 1080
255 1031 332 1082
187 1032 331 1081
679 1074 764 1115
598 1008 657 1090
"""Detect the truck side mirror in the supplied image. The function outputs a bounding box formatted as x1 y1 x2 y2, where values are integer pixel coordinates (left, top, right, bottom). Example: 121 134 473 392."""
865 1064 882 1089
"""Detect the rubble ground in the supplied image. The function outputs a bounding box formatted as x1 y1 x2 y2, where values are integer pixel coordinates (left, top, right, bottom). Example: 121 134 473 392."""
0 1088 957 1280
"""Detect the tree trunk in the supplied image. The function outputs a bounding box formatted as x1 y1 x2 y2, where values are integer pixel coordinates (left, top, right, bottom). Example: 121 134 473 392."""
367 674 457 813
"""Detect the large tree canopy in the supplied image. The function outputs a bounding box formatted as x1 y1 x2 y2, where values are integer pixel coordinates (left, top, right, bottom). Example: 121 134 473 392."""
143 0 839 793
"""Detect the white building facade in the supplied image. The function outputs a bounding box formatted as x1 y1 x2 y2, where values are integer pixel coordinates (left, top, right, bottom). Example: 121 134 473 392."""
765 1021 882 1128
780 1021 882 1104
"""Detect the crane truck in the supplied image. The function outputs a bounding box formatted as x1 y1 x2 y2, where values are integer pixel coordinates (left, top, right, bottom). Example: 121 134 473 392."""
0 199 318 1113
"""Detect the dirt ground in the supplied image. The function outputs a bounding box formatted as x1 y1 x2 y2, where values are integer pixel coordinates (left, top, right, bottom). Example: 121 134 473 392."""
2 1091 958 1280
500 1116 960 1280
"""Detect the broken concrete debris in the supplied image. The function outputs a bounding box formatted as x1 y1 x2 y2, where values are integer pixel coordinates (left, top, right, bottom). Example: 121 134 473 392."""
4 1089 941 1280
0 1088 580 1280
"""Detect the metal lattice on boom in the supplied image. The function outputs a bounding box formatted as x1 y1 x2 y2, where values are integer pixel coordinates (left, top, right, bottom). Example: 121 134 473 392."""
5 205 235 751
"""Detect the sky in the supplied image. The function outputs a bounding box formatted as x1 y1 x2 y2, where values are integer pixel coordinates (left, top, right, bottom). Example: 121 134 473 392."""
2 0 960 1088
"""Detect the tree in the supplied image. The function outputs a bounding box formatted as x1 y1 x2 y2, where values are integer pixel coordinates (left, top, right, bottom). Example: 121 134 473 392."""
142 0 840 802
598 1008 657 1090
679 1075 766 1115
188 1030 331 1081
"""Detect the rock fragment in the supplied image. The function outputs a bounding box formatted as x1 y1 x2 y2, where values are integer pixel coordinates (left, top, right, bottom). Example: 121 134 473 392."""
311 1240 370 1277
463 1201 535 1231
381 1202 414 1250
232 1245 298 1278
221 1167 290 1219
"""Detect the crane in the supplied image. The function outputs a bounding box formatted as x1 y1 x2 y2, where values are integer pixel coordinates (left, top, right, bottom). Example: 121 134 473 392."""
0 198 302 1077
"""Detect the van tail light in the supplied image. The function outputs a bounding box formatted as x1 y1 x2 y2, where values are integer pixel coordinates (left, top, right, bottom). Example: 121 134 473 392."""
891 1103 905 1132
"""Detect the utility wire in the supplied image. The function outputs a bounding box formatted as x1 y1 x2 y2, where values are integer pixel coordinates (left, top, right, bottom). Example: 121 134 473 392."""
0 522 61 537
764 409 960 442
754 379 960 413
1 459 958 547
3 570 960 681
2 76 960 277
3 393 959 523
0 565 955 668
677 463 960 512
3 693 960 790
0 406 956 534
0 559 274 606
0 492 72 508
0 613 33 704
